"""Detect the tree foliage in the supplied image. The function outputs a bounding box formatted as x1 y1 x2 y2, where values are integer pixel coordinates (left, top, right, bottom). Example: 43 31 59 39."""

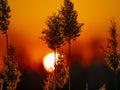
44 72 54 90
3 45 22 90
55 51 69 88
0 0 10 34
41 14 64 51
105 20 120 71
59 0 83 43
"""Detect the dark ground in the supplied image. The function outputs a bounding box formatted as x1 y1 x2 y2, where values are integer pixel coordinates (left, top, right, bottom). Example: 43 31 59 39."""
14 62 120 90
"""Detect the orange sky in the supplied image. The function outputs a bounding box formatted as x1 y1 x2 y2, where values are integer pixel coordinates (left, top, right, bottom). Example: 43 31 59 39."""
0 0 120 70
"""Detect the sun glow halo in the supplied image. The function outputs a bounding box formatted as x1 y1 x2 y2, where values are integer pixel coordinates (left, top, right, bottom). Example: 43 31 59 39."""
43 52 59 72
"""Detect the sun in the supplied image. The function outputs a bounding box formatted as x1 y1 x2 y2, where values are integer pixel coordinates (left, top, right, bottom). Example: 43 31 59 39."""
43 52 59 72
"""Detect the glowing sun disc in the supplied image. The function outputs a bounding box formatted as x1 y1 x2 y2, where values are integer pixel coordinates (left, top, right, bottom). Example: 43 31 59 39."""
43 52 58 72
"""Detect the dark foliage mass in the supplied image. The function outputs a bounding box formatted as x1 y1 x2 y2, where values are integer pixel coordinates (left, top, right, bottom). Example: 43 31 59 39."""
0 0 10 33
41 14 64 51
105 20 120 71
59 0 84 43
3 45 21 90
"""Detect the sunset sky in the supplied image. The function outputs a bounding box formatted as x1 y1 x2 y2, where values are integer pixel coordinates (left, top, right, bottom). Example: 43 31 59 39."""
0 0 120 71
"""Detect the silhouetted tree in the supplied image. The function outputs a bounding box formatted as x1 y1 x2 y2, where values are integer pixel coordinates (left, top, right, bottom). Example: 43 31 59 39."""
0 0 11 57
105 20 120 90
3 45 21 90
106 20 120 71
42 14 64 90
59 0 83 89
42 14 64 51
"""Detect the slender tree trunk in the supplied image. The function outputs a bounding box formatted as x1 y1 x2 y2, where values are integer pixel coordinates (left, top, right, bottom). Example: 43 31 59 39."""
5 31 10 90
68 41 71 90
5 31 9 59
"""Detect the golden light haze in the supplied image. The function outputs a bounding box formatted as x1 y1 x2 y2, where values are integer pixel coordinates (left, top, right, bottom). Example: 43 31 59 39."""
1 0 119 69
